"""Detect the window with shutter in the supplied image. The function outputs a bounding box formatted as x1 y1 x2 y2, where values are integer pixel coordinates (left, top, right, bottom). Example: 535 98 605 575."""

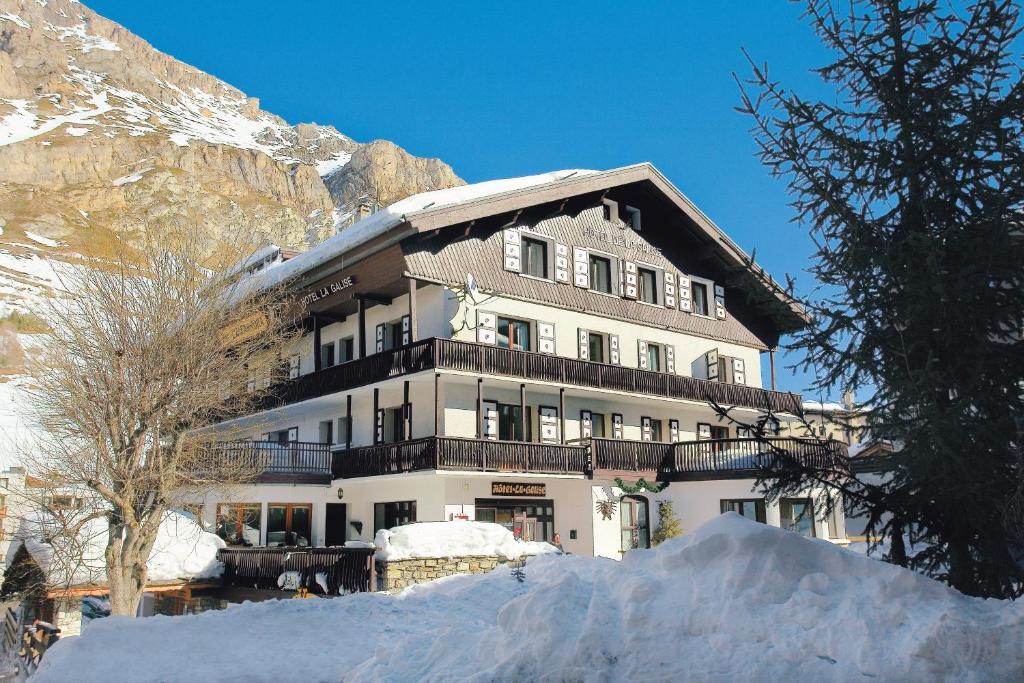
554 243 570 283
732 357 745 385
679 275 693 313
637 340 649 369
483 401 499 440
641 416 653 442
289 354 300 379
669 419 680 443
375 410 385 444
664 272 676 308
714 284 726 319
589 254 613 293
538 406 559 443
612 413 624 439
537 322 556 354
706 349 719 381
697 423 712 440
375 323 385 353
577 328 590 360
520 236 549 278
580 410 593 439
476 310 497 345
503 229 522 272
623 261 638 299
573 248 589 288
401 314 411 346
609 334 621 364
287 427 298 443
666 345 676 374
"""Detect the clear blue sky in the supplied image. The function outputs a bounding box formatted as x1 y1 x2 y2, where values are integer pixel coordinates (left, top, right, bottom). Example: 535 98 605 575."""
88 0 840 398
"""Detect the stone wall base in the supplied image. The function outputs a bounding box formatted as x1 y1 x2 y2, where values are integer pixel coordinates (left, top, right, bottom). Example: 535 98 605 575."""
377 555 526 591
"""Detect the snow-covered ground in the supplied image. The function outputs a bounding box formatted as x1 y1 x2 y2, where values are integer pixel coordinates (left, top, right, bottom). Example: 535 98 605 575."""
374 520 559 561
33 514 1024 682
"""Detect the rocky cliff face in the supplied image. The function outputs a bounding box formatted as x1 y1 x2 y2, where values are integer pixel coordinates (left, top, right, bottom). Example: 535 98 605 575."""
0 0 462 323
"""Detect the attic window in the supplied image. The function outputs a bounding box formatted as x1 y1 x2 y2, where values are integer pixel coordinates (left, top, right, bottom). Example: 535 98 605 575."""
621 205 641 231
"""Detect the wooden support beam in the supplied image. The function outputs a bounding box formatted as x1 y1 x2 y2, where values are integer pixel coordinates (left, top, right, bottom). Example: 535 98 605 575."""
402 380 411 440
434 373 441 436
477 378 484 439
408 278 418 343
559 387 566 445
313 313 322 373
519 383 527 442
357 298 366 359
345 394 352 449
372 387 380 444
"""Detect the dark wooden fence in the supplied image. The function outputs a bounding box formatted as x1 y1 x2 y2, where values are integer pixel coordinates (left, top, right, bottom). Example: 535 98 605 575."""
208 441 332 484
589 438 671 472
664 437 848 480
251 337 801 414
217 546 376 594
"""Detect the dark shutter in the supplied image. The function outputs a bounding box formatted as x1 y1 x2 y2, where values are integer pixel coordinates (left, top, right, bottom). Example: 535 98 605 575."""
401 314 411 346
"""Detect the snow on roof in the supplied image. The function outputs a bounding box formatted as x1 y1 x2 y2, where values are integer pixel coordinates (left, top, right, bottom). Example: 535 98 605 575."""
11 510 225 587
373 521 560 561
801 400 848 413
253 169 597 289
32 513 1024 682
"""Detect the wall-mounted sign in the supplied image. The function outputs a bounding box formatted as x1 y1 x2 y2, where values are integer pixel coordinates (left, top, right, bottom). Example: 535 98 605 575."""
491 482 546 497
582 226 662 257
301 275 356 306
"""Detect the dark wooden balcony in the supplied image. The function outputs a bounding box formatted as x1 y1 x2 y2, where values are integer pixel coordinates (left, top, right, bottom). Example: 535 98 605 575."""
217 546 376 594
332 436 589 479
210 440 333 485
255 337 802 414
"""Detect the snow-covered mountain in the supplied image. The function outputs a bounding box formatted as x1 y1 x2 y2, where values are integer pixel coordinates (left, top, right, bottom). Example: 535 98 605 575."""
0 0 461 319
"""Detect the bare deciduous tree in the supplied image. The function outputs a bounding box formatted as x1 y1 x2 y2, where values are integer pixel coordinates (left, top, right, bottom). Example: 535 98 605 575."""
21 227 301 616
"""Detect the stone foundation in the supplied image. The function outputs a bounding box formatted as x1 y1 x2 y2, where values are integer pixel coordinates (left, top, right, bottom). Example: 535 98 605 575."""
376 555 526 591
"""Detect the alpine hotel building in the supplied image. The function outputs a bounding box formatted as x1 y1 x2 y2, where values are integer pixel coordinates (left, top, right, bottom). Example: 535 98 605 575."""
198 163 850 557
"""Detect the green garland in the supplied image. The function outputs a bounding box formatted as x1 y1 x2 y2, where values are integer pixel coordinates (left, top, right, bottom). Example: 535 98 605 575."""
614 477 669 494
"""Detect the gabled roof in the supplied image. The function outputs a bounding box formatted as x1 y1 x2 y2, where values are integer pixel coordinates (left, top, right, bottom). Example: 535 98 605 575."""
254 163 805 324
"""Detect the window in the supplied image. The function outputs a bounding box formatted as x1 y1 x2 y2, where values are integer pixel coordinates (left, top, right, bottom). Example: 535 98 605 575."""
521 237 549 278
721 499 766 523
620 496 650 552
650 419 664 442
496 403 530 441
374 501 416 534
646 343 662 372
336 416 351 446
381 406 406 443
780 498 816 537
589 254 613 294
497 317 531 351
387 320 404 350
710 425 729 440
692 282 709 316
590 412 606 438
266 428 293 443
638 267 658 304
267 503 312 546
321 341 336 368
621 205 641 230
587 332 605 363
318 419 333 445
45 495 83 510
339 337 355 363
217 503 261 546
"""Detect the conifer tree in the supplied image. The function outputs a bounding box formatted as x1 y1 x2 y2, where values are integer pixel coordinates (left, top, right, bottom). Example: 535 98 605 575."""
652 500 683 545
735 0 1024 598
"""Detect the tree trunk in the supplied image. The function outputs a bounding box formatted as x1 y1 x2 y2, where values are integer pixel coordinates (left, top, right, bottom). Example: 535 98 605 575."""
106 565 145 616
104 514 161 617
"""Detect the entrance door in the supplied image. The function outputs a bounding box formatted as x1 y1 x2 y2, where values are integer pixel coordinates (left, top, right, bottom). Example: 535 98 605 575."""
325 503 347 547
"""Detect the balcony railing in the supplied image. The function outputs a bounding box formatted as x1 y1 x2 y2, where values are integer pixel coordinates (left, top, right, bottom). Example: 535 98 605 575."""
209 440 333 484
254 338 802 414
330 435 846 481
217 546 375 593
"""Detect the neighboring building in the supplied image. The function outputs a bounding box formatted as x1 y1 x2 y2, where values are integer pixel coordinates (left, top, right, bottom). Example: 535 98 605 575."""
786 395 869 448
196 163 850 558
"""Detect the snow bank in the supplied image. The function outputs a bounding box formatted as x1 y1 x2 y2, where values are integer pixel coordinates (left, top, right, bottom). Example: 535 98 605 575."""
373 521 559 561
33 514 1024 682
12 510 225 587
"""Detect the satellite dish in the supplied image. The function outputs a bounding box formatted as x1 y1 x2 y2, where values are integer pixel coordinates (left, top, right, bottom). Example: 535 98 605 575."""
466 273 481 304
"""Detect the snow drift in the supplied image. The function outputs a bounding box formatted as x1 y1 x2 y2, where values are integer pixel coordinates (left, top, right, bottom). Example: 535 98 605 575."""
373 521 560 561
34 513 1024 682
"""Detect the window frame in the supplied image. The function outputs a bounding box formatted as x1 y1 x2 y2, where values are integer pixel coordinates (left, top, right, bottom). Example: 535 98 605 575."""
589 412 607 439
645 342 663 372
320 341 336 368
780 498 816 538
620 495 651 552
636 264 661 305
519 233 551 280
267 502 313 547
496 315 533 352
689 276 715 318
374 500 417 534
587 332 606 364
216 502 262 547
338 337 355 363
720 498 767 523
588 252 615 295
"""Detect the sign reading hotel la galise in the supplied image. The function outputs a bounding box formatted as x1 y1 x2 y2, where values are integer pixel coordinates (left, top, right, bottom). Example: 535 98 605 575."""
491 482 546 497
301 275 357 306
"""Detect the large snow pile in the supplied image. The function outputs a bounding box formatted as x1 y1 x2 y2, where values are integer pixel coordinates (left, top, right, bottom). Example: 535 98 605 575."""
11 510 225 587
34 513 1024 682
373 521 560 562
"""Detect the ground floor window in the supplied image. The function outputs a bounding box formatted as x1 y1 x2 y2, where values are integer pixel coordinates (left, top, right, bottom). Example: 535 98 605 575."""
780 498 815 537
267 503 312 546
217 503 261 546
497 403 530 441
721 499 766 523
475 498 553 542
620 496 650 552
375 501 416 534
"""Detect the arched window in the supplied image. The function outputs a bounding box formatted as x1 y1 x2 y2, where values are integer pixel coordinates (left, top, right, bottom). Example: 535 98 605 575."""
620 495 650 552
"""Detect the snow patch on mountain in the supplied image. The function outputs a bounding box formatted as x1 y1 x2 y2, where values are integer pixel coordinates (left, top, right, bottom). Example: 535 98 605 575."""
0 10 30 28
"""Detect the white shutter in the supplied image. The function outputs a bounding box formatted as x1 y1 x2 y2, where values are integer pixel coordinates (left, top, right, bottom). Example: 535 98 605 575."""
732 357 745 385
573 247 589 288
483 401 499 440
289 354 300 379
697 423 712 440
578 328 589 360
666 345 676 374
737 426 752 439
539 406 559 444
580 410 593 439
375 323 385 353
623 261 638 299
679 275 692 313
641 416 653 442
287 427 298 443
554 243 570 283
664 271 676 308
706 349 719 381
476 310 496 345
375 409 385 443
669 419 680 443
637 340 649 370
617 260 625 296
609 334 620 365
401 314 411 346
503 229 522 272
612 413 624 439
538 322 556 354
714 284 726 319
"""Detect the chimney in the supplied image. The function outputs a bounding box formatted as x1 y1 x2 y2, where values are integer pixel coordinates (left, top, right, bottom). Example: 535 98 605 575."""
357 202 373 221
842 389 855 410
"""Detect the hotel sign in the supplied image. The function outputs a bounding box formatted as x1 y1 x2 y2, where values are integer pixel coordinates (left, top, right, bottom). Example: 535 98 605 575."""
301 275 356 306
491 482 546 497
